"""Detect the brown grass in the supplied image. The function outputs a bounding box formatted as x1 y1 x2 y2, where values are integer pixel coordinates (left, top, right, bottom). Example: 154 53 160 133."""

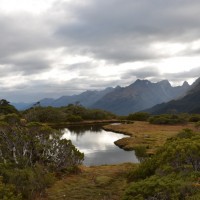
104 121 196 154
37 163 136 200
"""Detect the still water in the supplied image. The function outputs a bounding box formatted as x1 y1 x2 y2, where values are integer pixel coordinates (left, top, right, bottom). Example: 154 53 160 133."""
61 125 139 166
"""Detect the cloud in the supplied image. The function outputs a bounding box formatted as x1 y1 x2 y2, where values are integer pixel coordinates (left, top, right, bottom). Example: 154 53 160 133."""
55 0 200 63
122 67 160 79
164 66 200 81
0 0 200 102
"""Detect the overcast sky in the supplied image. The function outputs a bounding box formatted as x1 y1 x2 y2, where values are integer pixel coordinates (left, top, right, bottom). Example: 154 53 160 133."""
0 0 200 102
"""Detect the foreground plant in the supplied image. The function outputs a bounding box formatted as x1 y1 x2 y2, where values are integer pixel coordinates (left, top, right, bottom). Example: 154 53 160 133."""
0 116 84 199
124 129 200 200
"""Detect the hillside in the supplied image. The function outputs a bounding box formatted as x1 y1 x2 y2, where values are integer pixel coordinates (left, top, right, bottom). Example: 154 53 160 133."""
146 77 200 114
91 79 190 115
13 87 114 110
50 87 113 107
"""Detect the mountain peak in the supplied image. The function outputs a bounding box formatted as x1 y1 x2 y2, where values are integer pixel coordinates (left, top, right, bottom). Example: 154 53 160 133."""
158 80 171 87
132 79 151 86
146 77 200 114
182 81 190 87
115 85 121 90
188 77 200 93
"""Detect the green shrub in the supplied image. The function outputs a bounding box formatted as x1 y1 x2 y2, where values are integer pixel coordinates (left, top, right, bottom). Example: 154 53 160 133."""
0 122 84 199
149 114 187 125
0 164 55 199
127 156 158 182
0 176 22 200
127 112 150 121
3 113 20 125
124 130 200 199
124 175 195 200
0 99 19 115
189 115 200 122
195 121 200 130
176 129 195 139
134 146 148 162
67 114 83 122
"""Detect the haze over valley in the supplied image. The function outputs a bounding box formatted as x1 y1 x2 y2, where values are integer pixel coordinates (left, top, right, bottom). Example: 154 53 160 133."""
0 0 200 103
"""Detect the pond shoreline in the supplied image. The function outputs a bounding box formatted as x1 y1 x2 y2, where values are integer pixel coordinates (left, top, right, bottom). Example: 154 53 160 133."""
103 126 134 151
47 119 132 128
61 123 138 166
103 121 196 154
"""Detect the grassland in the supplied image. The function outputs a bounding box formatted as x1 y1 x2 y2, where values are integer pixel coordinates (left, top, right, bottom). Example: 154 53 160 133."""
104 121 196 154
38 163 136 200
36 121 196 200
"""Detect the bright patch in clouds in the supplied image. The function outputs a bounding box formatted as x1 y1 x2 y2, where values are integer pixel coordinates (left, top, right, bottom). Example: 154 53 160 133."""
152 42 188 56
0 0 200 102
0 0 53 13
160 57 200 73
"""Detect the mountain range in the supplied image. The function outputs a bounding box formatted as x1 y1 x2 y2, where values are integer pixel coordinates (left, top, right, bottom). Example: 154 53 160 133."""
90 80 190 115
12 79 191 115
146 78 200 114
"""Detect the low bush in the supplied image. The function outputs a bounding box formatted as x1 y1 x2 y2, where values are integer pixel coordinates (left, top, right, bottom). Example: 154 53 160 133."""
149 114 187 125
124 129 200 199
127 112 150 121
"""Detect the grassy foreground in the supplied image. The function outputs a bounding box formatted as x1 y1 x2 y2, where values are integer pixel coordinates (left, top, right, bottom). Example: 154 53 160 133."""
104 121 195 154
38 163 136 200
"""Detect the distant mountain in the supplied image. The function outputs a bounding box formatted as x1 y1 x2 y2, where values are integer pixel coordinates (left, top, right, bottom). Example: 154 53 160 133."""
12 79 191 114
90 79 190 115
11 102 32 110
146 78 200 114
12 87 114 110
49 87 114 107
39 98 55 107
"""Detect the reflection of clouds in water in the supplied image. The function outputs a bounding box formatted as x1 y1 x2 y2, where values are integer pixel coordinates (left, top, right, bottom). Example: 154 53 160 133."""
62 128 128 153
61 127 138 166
86 149 139 166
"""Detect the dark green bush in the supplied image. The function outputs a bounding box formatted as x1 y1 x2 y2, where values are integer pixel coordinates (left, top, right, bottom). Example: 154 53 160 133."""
0 176 22 200
0 99 18 115
24 104 115 123
189 114 200 122
124 129 200 199
134 146 148 162
149 114 187 125
124 175 196 200
0 122 84 199
127 112 150 121
67 114 83 122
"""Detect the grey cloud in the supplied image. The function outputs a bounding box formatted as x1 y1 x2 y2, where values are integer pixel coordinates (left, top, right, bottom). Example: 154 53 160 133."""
0 13 54 59
164 67 200 81
0 54 53 77
148 67 200 83
66 62 91 71
1 76 119 102
55 0 200 63
1 0 200 102
122 67 160 79
0 12 57 78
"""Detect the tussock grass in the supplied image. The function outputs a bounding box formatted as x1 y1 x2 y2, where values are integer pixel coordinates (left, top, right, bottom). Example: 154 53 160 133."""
104 121 196 154
38 163 136 200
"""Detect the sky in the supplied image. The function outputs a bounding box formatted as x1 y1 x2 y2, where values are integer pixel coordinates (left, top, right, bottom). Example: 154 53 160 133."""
0 0 200 102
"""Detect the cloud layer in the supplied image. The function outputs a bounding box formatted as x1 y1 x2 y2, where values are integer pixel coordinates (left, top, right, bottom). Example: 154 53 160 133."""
0 0 200 102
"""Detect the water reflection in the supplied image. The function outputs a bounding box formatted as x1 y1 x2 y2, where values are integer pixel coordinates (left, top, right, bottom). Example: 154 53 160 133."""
61 125 139 166
67 125 102 134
